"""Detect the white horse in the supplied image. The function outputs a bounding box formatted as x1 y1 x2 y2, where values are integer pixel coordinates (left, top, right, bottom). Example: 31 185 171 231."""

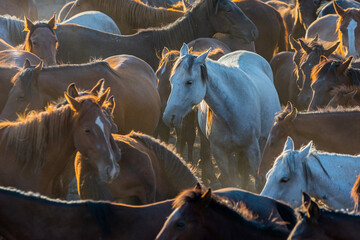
60 11 121 35
163 43 280 188
261 137 360 210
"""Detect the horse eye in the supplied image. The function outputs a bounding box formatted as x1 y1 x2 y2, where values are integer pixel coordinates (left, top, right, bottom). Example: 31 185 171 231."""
186 80 193 85
280 177 289 183
84 129 91 134
176 221 186 229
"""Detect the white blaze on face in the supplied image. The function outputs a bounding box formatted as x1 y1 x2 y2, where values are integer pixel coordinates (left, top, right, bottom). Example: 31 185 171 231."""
95 116 117 178
347 19 358 57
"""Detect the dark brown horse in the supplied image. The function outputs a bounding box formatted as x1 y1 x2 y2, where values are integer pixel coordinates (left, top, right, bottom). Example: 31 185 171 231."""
0 56 161 135
156 187 294 240
0 0 38 21
19 14 58 66
0 88 119 198
63 0 184 34
55 0 257 69
76 131 201 204
259 102 360 179
309 56 360 110
288 192 360 240
327 85 360 108
0 185 295 240
0 66 21 113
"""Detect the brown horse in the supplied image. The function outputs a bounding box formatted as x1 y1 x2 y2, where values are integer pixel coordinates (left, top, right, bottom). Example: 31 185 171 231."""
55 0 257 69
76 131 201 204
288 192 360 240
0 185 295 240
309 56 360 110
0 55 161 135
259 102 360 179
156 38 230 163
0 66 21 113
293 35 340 109
156 187 294 240
0 88 119 198
63 0 184 34
0 0 38 21
19 14 58 66
0 50 40 67
327 85 360 108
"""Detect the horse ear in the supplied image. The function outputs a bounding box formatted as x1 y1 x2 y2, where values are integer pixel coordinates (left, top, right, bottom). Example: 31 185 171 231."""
284 104 297 121
98 87 110 107
299 39 312 54
23 17 34 32
194 183 202 190
320 55 328 62
289 35 301 51
182 0 192 11
90 79 105 96
324 41 340 57
284 101 293 113
180 43 189 56
311 34 319 43
196 49 210 65
306 198 320 222
333 1 345 18
302 192 312 208
337 56 353 75
23 59 31 69
283 137 295 152
48 13 57 29
298 141 313 160
64 92 81 112
346 89 358 99
201 188 212 207
162 47 169 59
33 61 43 79
107 95 116 114
67 83 79 98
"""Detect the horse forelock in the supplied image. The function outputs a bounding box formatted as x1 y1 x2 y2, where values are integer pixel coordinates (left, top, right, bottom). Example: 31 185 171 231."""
311 59 341 84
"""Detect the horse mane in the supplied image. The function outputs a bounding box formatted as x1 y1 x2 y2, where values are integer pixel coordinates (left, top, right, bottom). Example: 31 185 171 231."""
0 96 102 172
0 15 26 46
129 131 201 192
173 188 289 236
95 0 183 31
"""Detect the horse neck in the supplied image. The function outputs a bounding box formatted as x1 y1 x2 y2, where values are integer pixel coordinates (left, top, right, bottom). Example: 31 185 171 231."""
319 212 360 239
306 153 360 209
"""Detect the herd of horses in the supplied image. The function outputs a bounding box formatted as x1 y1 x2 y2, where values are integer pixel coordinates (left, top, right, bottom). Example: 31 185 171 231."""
1 0 360 239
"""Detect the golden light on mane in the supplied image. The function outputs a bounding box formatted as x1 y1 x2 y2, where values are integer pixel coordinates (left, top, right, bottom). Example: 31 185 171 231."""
336 16 345 56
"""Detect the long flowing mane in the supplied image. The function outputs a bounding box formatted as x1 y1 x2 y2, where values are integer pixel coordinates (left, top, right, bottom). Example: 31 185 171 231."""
0 15 26 45
129 131 201 191
95 0 183 30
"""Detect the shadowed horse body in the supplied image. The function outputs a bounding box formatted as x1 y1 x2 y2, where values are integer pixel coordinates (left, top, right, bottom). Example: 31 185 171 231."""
327 85 360 107
318 0 360 18
0 91 119 198
259 103 360 179
0 0 38 21
156 187 294 240
288 193 360 240
0 50 40 67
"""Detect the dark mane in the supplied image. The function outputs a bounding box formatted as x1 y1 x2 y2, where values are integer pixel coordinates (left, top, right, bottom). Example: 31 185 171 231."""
129 131 201 192
173 188 289 236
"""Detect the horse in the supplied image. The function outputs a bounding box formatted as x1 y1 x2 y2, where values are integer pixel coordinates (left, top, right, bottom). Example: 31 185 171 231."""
0 0 38 21
309 56 360 110
0 185 295 240
327 85 360 108
76 131 200 204
259 102 360 180
156 38 231 164
0 66 21 113
0 86 120 198
156 187 293 240
0 55 161 135
18 15 58 66
0 50 40 67
306 14 339 42
261 137 360 209
0 15 27 47
0 38 14 51
288 192 360 240
318 0 360 18
62 0 184 34
292 35 340 109
163 45 281 189
60 11 121 35
55 0 258 70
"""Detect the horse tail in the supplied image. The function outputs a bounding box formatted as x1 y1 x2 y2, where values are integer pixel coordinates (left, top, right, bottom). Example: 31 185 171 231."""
274 8 289 53
351 174 360 212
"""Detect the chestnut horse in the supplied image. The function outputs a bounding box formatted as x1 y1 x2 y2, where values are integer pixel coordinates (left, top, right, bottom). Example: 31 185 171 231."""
0 56 161 135
327 85 360 108
0 185 295 240
259 102 360 179
309 56 360 110
19 14 58 66
76 132 201 204
156 187 294 240
0 89 119 198
288 193 360 240
55 0 257 70
0 0 38 21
